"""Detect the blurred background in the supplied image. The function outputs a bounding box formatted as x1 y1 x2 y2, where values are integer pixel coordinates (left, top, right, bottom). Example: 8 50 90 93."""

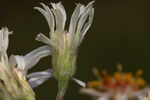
0 0 150 99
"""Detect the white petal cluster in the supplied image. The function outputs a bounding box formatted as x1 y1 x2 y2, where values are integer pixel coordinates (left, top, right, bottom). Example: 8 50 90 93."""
0 27 52 88
35 1 94 51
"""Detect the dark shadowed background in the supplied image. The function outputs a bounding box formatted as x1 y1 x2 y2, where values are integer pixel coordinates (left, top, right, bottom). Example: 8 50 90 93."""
0 0 150 100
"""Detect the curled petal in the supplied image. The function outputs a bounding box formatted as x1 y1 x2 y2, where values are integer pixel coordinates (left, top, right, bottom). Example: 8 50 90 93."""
75 1 94 46
24 45 52 71
0 27 12 52
51 2 66 30
77 1 94 34
80 8 94 42
36 33 51 45
69 4 84 35
9 45 52 72
34 3 55 35
69 4 85 34
27 69 53 88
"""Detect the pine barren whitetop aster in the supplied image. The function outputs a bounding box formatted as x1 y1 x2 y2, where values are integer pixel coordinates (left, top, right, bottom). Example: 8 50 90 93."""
34 1 94 98
0 27 52 100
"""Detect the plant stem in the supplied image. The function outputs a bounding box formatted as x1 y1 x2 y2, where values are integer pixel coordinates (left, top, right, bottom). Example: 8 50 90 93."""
56 91 63 100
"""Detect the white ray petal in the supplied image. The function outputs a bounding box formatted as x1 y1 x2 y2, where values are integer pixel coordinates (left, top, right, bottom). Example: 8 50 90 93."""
72 78 86 88
27 69 53 88
36 33 51 45
80 88 111 97
0 27 12 52
74 1 94 48
24 45 52 70
9 46 51 72
69 4 85 35
80 8 94 42
76 1 94 35
51 2 66 30
34 3 55 35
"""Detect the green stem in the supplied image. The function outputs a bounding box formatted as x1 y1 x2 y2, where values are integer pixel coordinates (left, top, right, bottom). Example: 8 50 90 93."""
57 78 69 100
56 91 63 100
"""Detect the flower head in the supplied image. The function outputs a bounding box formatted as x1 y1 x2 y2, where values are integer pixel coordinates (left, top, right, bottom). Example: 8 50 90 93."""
0 27 52 99
80 64 150 100
34 1 94 98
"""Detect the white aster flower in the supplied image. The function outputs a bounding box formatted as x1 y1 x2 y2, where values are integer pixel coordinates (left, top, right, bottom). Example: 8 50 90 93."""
34 1 94 99
0 27 52 99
